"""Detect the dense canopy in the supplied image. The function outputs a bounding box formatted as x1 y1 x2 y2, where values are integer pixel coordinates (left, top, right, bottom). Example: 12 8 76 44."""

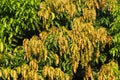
0 0 120 79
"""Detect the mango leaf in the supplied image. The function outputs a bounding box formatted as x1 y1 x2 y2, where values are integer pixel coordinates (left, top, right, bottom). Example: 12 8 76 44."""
0 40 4 53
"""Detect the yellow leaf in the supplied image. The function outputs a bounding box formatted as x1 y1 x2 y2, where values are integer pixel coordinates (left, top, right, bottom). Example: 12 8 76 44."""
0 70 2 77
51 12 55 20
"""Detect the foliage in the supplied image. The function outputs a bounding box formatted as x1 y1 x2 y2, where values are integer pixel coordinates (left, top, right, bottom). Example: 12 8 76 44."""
98 61 120 80
109 2 120 59
0 46 26 68
0 0 120 80
22 23 111 79
0 64 44 80
94 0 120 62
0 0 40 52
38 0 97 30
1 22 111 79
94 0 117 28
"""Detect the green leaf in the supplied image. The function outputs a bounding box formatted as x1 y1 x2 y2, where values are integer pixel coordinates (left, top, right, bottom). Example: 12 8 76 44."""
15 26 19 33
0 40 4 53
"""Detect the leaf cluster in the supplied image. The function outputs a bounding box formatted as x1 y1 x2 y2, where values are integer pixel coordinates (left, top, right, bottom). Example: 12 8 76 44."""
0 0 40 52
0 0 120 79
